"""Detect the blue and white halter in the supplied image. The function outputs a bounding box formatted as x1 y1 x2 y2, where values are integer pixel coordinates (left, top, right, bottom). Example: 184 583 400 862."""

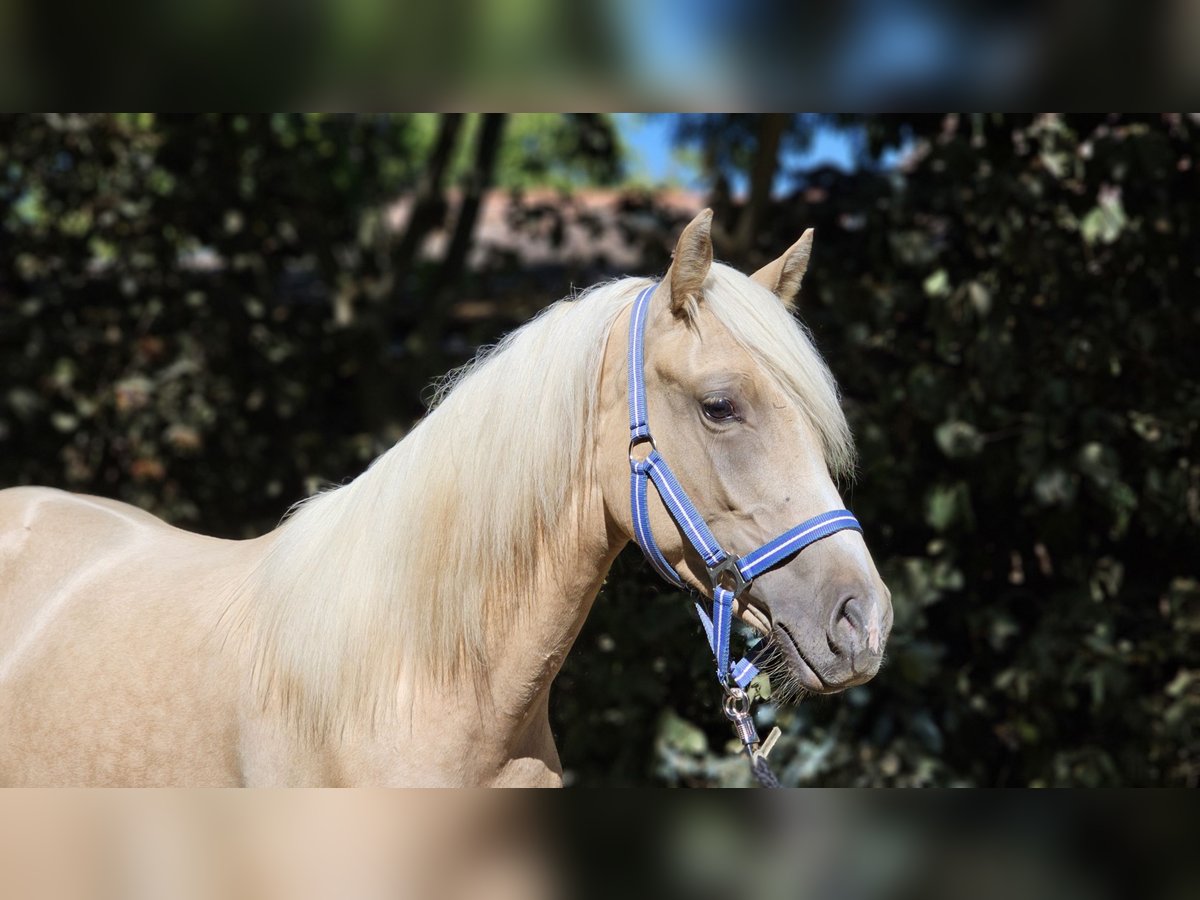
626 283 863 693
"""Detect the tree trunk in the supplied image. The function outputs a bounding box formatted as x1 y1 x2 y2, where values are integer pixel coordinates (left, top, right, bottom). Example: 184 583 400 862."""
405 114 508 374
364 115 465 432
439 113 508 287
729 114 788 265
392 113 465 277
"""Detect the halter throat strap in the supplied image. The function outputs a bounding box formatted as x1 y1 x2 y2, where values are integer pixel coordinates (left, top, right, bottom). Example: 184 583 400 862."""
625 283 863 688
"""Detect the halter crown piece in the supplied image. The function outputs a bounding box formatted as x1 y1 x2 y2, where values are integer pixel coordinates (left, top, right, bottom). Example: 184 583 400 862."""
626 283 863 780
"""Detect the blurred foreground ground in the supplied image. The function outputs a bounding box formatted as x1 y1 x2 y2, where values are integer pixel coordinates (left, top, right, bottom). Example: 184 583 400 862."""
1 792 1196 900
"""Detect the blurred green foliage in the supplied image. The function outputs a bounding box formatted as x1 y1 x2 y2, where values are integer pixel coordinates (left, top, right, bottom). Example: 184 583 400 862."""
2 113 1197 786
2 113 428 534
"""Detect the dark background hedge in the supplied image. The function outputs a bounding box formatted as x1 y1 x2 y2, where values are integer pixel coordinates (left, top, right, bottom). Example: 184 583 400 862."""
2 114 1196 786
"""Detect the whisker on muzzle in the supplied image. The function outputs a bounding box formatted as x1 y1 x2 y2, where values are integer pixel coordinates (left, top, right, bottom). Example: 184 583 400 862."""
754 638 810 706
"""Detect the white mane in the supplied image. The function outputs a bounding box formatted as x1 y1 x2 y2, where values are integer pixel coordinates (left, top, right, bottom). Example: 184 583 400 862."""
236 265 854 734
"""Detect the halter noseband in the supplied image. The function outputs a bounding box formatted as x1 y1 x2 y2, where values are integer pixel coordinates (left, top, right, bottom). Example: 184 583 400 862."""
626 284 863 692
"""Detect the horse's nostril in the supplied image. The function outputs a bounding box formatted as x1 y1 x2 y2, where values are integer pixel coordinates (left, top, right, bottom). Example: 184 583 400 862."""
841 596 867 635
829 593 884 660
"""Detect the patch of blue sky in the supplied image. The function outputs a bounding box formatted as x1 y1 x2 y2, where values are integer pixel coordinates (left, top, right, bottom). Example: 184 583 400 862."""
615 114 904 196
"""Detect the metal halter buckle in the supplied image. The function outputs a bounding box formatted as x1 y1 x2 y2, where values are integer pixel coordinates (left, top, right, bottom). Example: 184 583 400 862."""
723 685 781 764
707 556 749 597
722 685 759 748
722 685 751 720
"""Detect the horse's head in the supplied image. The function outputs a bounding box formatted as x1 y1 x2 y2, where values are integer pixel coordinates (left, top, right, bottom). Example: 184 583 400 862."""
600 210 891 697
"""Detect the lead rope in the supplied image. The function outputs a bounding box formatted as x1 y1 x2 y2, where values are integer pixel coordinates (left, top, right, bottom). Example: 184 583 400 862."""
751 754 782 789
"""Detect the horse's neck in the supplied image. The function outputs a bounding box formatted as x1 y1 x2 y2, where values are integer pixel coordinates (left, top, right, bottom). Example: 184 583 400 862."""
241 475 623 785
468 483 621 724
239 288 639 781
375 482 621 785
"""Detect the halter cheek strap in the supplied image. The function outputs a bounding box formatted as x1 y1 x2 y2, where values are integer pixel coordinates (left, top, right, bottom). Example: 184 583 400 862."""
626 284 863 689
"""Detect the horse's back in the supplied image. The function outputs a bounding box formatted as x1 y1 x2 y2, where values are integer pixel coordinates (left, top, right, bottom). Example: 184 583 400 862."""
0 486 224 644
0 486 261 785
1 485 168 610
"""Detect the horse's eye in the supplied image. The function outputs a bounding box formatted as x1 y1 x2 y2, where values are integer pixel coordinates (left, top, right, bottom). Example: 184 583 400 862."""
702 396 737 421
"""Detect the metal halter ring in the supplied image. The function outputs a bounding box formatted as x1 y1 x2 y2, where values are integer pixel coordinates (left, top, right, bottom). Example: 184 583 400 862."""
707 556 749 597
628 434 657 465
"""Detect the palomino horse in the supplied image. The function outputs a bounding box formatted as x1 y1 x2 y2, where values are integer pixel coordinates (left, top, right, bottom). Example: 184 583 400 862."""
0 210 891 786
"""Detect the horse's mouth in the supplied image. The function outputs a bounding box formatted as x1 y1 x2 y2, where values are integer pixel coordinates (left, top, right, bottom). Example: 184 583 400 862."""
733 598 832 694
727 597 842 695
773 622 830 694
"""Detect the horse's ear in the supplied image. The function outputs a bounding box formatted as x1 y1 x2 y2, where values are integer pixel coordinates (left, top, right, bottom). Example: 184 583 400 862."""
751 228 813 311
666 208 714 318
